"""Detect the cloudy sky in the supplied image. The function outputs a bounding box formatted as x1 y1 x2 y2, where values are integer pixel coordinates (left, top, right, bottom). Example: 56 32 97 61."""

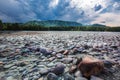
0 0 120 26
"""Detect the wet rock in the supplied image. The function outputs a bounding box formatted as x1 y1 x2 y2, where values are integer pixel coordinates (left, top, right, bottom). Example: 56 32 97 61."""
84 45 90 49
15 61 28 67
69 65 77 73
40 48 52 56
57 49 65 54
75 77 87 80
6 76 17 80
64 73 75 80
23 77 29 80
47 62 55 67
38 77 44 80
68 45 76 50
50 64 65 75
103 60 113 68
21 69 28 76
0 48 13 57
74 71 82 77
24 43 30 47
15 48 21 53
33 75 39 80
47 73 58 80
0 61 4 71
61 58 73 64
78 56 104 79
48 57 56 61
39 68 49 75
91 76 103 80
103 60 118 68
76 48 84 53
65 66 69 72
56 53 64 59
4 64 14 69
91 48 101 52
74 58 82 65
63 50 69 55
111 45 118 49
51 52 57 56
72 58 78 65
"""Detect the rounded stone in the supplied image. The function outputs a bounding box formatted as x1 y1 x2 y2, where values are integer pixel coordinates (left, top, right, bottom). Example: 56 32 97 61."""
47 73 58 80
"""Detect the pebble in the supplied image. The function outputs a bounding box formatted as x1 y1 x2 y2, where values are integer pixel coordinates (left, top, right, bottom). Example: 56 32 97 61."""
74 71 82 77
69 65 77 73
64 73 75 80
47 73 58 80
50 64 65 75
38 77 44 80
0 61 4 71
91 76 103 80
63 50 69 55
39 68 49 75
0 31 120 80
4 64 14 69
6 76 17 80
75 77 87 80
61 58 73 64
56 53 64 59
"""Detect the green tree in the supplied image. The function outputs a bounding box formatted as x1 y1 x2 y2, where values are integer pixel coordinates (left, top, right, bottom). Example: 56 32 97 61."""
0 20 3 30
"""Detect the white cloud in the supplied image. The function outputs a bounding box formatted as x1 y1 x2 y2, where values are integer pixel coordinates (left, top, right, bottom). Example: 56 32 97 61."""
69 0 107 12
91 13 120 27
113 2 120 11
49 0 59 8
0 0 120 27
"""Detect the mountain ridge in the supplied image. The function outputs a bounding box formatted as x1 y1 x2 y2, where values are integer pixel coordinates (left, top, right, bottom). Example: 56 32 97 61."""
24 20 83 27
23 20 107 27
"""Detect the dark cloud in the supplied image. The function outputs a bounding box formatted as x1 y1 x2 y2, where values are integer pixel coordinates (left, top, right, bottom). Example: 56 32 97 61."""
0 0 120 26
94 5 102 11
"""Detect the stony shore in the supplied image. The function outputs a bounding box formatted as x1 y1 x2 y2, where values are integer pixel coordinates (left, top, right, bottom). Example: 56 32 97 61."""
0 31 120 80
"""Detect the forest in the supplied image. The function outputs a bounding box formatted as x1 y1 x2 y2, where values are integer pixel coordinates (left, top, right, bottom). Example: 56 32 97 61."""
0 20 120 31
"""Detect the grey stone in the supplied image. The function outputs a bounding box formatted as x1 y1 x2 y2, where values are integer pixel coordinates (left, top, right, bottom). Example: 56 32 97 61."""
47 73 58 80
56 53 64 59
64 74 75 80
51 64 65 75
61 58 73 64
39 68 49 75
91 76 103 80
75 77 87 80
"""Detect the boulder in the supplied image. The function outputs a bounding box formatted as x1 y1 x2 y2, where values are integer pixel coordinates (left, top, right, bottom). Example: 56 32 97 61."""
78 56 104 79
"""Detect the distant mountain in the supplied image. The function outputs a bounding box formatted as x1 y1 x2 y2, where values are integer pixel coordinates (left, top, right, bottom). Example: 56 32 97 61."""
91 24 106 27
24 20 82 27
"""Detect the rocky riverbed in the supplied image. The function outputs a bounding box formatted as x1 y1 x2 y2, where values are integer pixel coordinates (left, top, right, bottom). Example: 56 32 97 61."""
0 31 120 80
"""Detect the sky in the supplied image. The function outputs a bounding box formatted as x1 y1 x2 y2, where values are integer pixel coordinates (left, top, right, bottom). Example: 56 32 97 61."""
0 0 120 27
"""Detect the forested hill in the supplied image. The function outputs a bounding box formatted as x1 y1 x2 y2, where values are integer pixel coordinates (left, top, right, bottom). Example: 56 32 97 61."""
24 20 82 27
0 19 120 31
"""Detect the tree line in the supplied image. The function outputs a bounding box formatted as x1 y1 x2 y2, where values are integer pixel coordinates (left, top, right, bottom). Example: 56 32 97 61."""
0 20 120 31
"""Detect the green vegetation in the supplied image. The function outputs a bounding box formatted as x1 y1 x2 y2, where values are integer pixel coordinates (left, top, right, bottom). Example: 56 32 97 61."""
24 20 82 27
0 20 120 31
